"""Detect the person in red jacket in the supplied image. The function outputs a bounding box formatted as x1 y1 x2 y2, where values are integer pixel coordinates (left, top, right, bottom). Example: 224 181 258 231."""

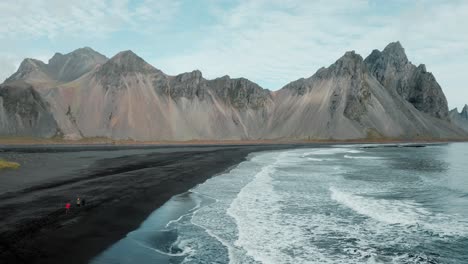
65 202 71 214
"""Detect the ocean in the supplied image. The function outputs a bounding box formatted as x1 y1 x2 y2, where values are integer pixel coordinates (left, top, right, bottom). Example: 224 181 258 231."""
92 143 468 264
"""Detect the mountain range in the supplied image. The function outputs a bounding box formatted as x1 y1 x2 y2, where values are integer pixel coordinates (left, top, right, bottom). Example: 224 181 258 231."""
1 42 467 141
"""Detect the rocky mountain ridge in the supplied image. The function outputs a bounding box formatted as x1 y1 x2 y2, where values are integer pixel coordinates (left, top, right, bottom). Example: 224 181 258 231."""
5 47 107 84
449 105 468 133
1 42 466 141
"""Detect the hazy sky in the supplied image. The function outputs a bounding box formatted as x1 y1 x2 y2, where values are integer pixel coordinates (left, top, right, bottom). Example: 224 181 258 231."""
1 0 467 109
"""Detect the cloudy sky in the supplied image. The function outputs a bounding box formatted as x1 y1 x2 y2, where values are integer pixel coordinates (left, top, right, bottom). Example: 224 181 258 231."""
1 0 467 109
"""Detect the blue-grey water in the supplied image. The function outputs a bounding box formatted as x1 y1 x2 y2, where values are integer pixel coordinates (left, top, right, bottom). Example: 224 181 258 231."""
93 143 468 264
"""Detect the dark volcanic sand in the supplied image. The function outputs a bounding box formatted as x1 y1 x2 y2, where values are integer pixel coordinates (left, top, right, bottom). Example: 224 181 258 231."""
0 144 303 264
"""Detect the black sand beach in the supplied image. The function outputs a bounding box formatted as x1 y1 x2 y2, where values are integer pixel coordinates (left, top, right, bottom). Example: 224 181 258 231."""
0 144 300 264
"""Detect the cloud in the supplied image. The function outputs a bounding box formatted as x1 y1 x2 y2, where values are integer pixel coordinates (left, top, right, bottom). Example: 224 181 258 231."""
158 0 375 86
1 0 467 108
0 0 180 83
155 0 468 108
0 52 54 83
0 55 18 83
0 0 180 39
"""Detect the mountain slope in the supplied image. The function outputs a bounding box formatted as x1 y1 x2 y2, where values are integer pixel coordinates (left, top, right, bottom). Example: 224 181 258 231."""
364 42 449 119
265 49 464 140
44 51 273 140
47 47 108 82
0 42 466 141
0 81 59 137
5 47 107 85
449 105 468 132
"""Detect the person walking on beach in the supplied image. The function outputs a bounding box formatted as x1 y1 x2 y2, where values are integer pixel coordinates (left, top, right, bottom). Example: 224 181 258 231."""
76 197 81 207
65 203 71 214
81 198 86 206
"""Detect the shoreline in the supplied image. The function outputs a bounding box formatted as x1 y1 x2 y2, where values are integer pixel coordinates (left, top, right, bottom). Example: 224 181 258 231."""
91 190 214 263
0 137 467 146
1 142 465 263
0 145 295 264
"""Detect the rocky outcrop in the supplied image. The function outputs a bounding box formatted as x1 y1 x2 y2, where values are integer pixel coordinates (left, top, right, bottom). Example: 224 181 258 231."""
449 105 468 132
267 45 465 140
5 47 107 85
207 76 271 109
47 47 107 82
5 59 50 84
0 43 466 141
364 42 449 120
462 105 468 119
168 70 207 100
94 50 163 92
0 81 59 137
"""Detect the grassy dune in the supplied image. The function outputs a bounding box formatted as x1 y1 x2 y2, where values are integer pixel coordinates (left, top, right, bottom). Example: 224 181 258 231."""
0 159 20 170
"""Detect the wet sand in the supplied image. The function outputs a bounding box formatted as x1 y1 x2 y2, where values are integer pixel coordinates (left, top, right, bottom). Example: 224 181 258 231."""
0 144 301 264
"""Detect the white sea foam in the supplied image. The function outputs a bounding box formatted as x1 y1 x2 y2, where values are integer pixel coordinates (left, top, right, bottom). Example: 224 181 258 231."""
180 147 468 263
227 155 283 263
330 187 427 225
134 146 468 264
302 148 349 157
227 152 357 264
175 153 283 263
346 149 364 154
344 154 382 159
307 157 323 161
330 187 468 237
189 208 238 264
307 157 338 162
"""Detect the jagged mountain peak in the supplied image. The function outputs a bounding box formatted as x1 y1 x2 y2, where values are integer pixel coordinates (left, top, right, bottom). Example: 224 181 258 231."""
113 50 138 58
49 46 103 60
365 41 408 68
449 104 468 132
382 41 408 62
92 50 163 91
23 58 46 66
461 104 468 119
383 41 405 54
176 69 203 79
364 41 449 120
5 58 49 83
334 50 364 65
279 51 366 95
107 50 134 64
97 50 159 76
16 58 47 73
210 74 264 88
109 50 154 69
5 47 108 84
76 46 97 53
207 75 271 109
110 50 146 63
417 64 427 72
47 47 108 82
317 50 365 78
342 50 360 58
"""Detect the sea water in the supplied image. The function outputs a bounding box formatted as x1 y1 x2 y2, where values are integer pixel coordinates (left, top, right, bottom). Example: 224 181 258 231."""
92 143 468 263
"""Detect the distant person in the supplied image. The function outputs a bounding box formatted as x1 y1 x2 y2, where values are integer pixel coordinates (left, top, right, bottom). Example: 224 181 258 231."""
76 197 81 207
82 198 86 206
65 203 71 214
